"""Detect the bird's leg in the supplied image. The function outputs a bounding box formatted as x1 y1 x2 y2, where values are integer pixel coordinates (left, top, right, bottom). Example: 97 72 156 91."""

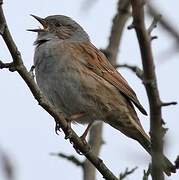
72 122 94 155
80 122 94 144
72 122 93 155
65 112 85 140
54 112 85 135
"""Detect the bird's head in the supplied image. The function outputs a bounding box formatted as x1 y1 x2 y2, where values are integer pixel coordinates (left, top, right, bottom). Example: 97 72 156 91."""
28 14 90 45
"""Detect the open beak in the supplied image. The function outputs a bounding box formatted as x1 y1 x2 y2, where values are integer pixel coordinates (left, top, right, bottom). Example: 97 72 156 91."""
27 14 48 32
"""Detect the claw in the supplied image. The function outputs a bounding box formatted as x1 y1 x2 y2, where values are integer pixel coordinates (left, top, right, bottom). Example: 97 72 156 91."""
55 122 61 135
71 133 91 155
64 121 73 139
65 129 73 139
74 147 83 155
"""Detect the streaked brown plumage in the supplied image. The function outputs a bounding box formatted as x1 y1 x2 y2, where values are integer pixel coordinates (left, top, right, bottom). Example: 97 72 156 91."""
29 14 176 175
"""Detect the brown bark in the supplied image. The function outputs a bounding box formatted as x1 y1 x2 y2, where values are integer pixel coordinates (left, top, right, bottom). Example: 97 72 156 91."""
130 1 165 179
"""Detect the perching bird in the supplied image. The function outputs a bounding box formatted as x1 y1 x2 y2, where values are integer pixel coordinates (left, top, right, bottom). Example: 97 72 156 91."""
28 14 176 175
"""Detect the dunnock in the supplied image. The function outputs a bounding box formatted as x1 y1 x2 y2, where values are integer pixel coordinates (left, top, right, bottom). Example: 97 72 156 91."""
29 14 175 175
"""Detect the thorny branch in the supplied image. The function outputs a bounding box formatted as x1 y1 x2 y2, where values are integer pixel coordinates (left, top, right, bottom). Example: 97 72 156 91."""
130 1 165 179
0 60 15 71
147 3 179 56
147 3 179 43
0 1 118 180
143 164 151 180
130 0 177 179
147 14 162 35
119 167 138 180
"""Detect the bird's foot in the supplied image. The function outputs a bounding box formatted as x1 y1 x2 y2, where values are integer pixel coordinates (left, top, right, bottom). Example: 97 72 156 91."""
80 133 88 145
64 121 73 140
80 122 94 143
55 121 61 135
72 123 93 155
72 136 91 155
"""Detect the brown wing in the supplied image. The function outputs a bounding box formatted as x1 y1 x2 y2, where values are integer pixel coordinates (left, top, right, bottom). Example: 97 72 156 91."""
68 41 147 115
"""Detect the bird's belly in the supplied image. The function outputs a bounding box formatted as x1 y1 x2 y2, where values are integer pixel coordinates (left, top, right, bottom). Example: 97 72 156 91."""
34 45 126 124
36 65 105 124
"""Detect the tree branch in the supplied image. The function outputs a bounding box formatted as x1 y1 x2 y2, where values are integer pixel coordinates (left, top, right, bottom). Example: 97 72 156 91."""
0 2 118 180
0 148 15 180
50 153 83 167
147 14 162 35
147 3 179 43
160 101 177 107
119 167 138 180
83 123 103 180
130 0 172 179
143 164 151 180
104 0 130 65
0 60 15 71
116 63 144 80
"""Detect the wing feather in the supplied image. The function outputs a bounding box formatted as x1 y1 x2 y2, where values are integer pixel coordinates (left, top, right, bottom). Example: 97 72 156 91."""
67 41 147 115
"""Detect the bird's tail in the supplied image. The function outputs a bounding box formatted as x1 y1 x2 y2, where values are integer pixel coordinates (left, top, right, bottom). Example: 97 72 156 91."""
137 135 176 176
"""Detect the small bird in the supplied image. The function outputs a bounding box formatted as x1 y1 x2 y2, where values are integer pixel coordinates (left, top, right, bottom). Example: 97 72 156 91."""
28 14 175 175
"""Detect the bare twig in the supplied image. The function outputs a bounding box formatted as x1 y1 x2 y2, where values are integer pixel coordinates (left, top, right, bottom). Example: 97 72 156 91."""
175 156 179 169
147 3 179 60
50 153 83 167
143 164 151 180
104 0 130 65
83 123 103 180
119 167 137 180
147 3 179 43
130 0 176 179
160 101 177 107
0 148 15 180
0 2 119 180
116 63 144 80
147 14 162 35
0 60 15 71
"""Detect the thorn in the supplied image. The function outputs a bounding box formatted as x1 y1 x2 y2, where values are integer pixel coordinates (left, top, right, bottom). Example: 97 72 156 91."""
161 118 166 125
0 61 15 71
127 23 135 30
148 14 162 35
161 127 168 137
175 156 179 169
151 36 158 41
64 130 73 140
161 101 177 107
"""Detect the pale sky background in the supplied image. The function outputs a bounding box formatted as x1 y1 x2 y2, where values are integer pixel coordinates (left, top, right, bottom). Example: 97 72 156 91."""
0 0 179 180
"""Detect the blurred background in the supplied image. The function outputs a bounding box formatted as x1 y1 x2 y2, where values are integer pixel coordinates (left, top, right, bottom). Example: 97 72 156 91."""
0 0 178 179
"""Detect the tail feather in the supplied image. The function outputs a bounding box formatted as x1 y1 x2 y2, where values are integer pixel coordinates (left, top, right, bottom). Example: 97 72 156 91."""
137 135 176 176
107 110 176 176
